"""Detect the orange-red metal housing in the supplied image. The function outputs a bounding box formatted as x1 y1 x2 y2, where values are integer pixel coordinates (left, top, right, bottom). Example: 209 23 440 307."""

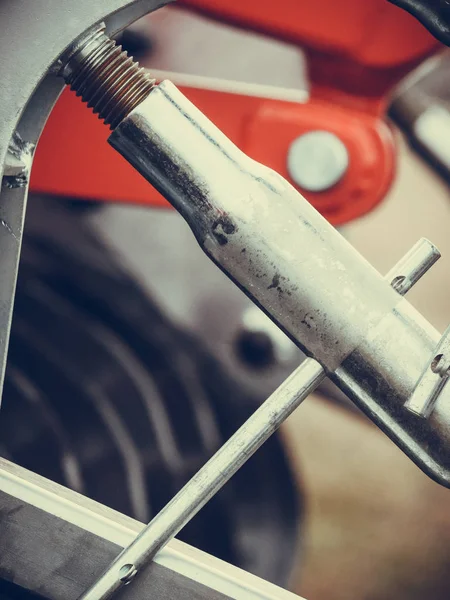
30 0 439 224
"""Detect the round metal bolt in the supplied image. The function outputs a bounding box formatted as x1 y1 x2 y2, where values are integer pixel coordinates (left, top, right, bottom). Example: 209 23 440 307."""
287 130 349 192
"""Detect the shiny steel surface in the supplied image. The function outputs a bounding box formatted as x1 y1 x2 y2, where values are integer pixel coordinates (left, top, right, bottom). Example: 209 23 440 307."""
3 8 447 600
73 222 441 600
109 80 450 486
332 302 449 482
110 81 399 373
77 358 325 599
0 0 169 401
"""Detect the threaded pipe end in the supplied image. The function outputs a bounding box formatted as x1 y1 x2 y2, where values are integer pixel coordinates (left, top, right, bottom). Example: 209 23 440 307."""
62 28 155 130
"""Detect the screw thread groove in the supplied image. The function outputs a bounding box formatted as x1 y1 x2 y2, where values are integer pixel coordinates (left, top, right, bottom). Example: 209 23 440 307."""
63 29 155 129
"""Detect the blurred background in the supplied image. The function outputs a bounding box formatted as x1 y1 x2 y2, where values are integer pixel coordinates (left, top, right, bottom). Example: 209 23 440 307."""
2 2 450 599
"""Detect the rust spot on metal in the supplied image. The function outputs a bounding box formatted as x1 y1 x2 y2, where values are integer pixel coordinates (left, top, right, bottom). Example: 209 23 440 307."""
214 232 228 245
212 215 237 246
268 273 280 290
300 313 315 330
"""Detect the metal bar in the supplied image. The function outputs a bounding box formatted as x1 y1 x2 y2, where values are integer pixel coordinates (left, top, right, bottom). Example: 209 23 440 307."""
384 237 440 295
77 358 325 599
0 458 304 600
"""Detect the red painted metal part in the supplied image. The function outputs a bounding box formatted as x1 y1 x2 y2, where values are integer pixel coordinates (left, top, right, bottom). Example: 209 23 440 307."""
245 100 396 224
30 0 440 224
31 83 396 224
178 0 437 71
31 85 280 210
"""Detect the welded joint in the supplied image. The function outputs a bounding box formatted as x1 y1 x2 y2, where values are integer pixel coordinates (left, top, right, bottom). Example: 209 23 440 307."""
3 132 34 188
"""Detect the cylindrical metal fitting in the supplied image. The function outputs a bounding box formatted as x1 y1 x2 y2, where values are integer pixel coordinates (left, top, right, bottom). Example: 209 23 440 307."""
109 81 450 486
109 82 400 372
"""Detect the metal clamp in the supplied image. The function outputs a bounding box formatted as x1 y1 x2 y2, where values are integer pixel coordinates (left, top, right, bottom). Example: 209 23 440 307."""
386 237 450 419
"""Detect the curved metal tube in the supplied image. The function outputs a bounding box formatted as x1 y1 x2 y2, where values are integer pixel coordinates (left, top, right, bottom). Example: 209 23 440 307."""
0 0 170 398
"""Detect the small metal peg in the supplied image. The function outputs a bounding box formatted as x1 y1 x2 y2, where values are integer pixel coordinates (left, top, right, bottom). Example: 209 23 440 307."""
385 238 440 296
405 325 450 418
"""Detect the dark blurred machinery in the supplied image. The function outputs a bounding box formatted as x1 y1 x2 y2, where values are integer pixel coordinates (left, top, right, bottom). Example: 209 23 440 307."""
1 196 298 584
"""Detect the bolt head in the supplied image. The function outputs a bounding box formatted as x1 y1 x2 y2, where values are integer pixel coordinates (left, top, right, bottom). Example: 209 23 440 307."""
287 130 349 192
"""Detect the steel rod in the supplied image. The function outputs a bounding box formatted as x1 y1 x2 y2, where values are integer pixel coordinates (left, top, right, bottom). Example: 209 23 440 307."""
78 358 325 600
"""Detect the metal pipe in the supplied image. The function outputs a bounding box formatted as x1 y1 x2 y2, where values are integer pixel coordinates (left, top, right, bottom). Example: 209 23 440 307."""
78 358 325 600
108 80 450 487
109 81 400 373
